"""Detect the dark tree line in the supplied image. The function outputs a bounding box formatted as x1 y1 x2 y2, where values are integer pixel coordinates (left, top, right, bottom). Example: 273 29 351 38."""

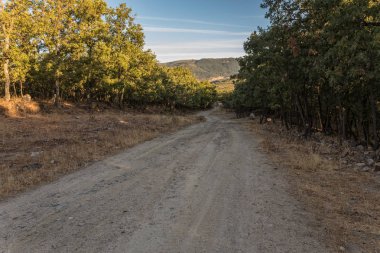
0 0 216 109
231 0 380 148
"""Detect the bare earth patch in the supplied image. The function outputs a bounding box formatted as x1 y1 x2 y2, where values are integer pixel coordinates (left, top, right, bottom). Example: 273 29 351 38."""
0 102 202 200
248 121 380 253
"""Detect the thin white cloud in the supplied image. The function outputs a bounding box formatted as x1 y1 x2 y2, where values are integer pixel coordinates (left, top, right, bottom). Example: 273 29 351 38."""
145 39 246 62
145 40 244 62
147 40 243 50
144 27 251 36
138 16 250 28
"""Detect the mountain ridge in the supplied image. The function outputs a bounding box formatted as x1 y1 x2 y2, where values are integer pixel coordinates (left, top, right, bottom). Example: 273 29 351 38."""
163 58 240 81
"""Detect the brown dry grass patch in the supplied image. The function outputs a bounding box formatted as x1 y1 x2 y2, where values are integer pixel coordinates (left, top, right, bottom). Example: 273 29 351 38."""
0 102 203 200
250 122 380 253
0 98 40 117
215 80 235 94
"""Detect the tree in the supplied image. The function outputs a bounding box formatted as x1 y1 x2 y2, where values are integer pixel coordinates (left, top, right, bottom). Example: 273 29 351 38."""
232 0 380 146
0 0 215 110
36 0 77 106
0 0 32 100
106 3 145 106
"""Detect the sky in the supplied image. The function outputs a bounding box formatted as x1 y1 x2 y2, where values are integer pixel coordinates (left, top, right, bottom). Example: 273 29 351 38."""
107 0 269 62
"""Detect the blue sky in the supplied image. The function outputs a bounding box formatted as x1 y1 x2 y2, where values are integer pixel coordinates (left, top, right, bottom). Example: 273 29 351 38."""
107 0 268 62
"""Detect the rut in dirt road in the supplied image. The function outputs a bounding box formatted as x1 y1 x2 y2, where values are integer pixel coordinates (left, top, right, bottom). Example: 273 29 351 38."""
0 109 329 253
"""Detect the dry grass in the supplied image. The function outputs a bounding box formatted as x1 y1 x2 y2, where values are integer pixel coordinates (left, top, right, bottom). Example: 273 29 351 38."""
0 100 203 200
251 122 380 253
215 80 235 94
0 98 40 117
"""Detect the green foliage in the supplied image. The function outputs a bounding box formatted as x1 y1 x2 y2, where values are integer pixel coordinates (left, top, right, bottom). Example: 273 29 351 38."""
232 0 380 147
0 0 215 109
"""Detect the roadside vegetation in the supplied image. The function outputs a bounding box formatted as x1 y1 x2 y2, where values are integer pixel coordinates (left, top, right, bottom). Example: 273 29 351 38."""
0 0 216 109
229 0 380 148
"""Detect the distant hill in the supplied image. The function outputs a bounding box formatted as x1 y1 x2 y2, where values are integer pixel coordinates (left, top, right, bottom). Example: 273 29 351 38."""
163 58 240 81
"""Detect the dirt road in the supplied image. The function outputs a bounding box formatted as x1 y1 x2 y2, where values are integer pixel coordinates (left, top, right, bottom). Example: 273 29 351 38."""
0 109 328 253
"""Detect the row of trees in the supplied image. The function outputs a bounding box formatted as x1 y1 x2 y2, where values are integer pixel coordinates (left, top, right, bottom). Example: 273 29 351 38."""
232 0 380 148
0 0 216 109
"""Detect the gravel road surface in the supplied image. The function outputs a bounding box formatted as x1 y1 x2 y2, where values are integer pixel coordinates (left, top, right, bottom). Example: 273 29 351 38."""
0 109 328 253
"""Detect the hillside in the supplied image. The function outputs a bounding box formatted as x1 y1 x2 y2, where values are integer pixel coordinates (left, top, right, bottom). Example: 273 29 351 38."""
164 58 240 81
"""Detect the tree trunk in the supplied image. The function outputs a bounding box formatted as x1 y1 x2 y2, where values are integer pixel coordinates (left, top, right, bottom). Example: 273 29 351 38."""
317 91 325 131
340 107 346 144
19 80 23 97
369 94 379 149
119 87 125 108
12 81 17 97
54 78 60 107
296 95 307 134
3 58 10 101
1 8 11 101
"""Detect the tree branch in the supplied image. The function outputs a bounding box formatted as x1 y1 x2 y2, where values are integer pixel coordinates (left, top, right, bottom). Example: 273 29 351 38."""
362 21 380 27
